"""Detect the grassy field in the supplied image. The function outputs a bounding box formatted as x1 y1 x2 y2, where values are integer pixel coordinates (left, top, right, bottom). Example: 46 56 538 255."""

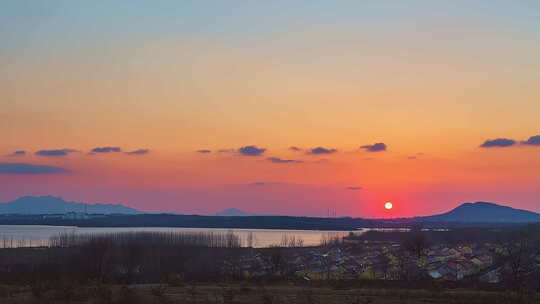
0 283 537 304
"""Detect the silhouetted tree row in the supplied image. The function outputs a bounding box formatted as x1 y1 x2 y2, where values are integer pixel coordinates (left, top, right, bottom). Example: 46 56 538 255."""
49 230 242 248
0 231 246 285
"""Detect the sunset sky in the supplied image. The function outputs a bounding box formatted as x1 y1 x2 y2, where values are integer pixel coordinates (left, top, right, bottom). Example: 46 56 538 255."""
2 1 539 217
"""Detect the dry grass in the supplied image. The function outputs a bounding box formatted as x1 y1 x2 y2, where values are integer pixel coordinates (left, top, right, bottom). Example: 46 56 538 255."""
0 283 537 304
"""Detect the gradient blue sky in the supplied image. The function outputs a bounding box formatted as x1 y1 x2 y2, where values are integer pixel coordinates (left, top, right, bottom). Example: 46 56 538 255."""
2 1 540 217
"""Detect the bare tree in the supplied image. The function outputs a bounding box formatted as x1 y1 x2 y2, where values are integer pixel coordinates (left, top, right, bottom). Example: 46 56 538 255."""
403 232 429 258
266 247 286 276
246 231 255 248
378 254 392 280
500 227 537 294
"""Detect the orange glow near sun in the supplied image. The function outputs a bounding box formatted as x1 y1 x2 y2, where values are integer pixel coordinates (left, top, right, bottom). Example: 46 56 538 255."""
384 202 393 210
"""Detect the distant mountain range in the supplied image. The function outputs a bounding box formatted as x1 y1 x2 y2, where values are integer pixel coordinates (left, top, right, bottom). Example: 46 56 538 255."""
216 202 540 223
1 196 539 224
214 208 256 216
0 196 142 214
419 201 540 223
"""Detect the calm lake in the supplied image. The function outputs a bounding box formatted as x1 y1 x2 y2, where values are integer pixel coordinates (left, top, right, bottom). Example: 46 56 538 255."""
0 225 362 248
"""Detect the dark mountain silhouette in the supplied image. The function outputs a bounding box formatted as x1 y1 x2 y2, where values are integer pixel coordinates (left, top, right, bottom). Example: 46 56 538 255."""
0 196 142 214
214 208 255 216
420 201 540 223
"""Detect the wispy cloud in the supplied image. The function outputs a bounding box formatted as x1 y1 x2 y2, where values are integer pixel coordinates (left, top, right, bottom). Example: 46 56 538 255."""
308 147 337 154
90 147 122 153
247 182 286 187
35 149 78 157
6 151 26 157
267 157 303 164
479 138 516 148
346 186 363 190
289 146 302 152
0 162 69 174
238 145 266 156
125 149 150 155
196 149 212 153
523 135 540 146
360 142 387 152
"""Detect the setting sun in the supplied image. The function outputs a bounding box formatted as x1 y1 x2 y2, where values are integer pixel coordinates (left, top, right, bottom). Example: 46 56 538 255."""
384 202 393 210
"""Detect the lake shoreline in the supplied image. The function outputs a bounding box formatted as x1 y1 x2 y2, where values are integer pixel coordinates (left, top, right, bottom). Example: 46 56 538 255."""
0 225 360 248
